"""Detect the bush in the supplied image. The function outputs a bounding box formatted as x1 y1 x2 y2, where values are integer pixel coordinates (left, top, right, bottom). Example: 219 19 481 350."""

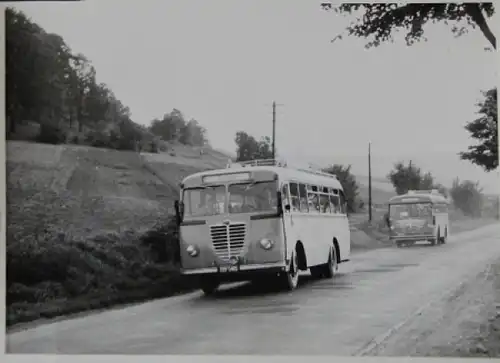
37 124 67 145
6 218 191 327
450 178 484 218
140 216 180 264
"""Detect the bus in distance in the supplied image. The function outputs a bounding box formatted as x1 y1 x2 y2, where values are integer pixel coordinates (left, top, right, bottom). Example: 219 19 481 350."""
385 189 450 248
174 159 351 295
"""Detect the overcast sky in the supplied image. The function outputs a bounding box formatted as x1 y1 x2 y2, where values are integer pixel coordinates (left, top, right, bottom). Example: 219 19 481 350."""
11 1 499 193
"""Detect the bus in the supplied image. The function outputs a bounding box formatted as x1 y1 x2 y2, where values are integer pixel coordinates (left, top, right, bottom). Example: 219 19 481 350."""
174 159 351 295
385 190 450 248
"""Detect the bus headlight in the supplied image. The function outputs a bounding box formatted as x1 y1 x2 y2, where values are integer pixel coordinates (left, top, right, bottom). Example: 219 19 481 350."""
259 238 275 250
186 245 199 257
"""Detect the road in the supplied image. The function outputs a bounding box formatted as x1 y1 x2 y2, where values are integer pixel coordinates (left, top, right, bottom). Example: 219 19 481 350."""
7 223 500 355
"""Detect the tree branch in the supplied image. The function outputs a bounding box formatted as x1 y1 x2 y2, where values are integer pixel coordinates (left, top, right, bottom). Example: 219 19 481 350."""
465 4 496 49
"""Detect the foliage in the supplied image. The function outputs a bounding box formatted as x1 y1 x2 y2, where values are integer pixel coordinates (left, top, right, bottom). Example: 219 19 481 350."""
449 178 484 217
321 3 497 173
234 131 274 161
322 164 360 213
140 217 180 264
387 160 443 195
321 3 496 50
6 222 196 327
6 7 210 152
459 88 498 172
149 109 208 147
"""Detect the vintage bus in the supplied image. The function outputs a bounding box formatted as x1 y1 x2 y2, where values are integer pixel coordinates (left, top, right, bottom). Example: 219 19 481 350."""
174 159 351 295
386 190 450 247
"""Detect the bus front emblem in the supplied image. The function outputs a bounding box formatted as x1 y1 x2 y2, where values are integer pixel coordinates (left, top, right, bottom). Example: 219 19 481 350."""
223 220 230 225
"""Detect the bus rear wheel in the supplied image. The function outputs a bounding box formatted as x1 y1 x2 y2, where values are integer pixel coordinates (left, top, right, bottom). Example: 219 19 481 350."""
322 246 338 279
441 228 448 244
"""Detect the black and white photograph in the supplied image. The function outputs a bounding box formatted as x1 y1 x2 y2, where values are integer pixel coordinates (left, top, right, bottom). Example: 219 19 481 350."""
4 0 500 357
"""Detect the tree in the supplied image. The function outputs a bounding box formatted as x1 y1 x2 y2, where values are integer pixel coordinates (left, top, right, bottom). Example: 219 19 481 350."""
322 164 360 213
234 131 274 161
387 160 442 195
449 178 484 217
459 88 498 172
321 3 496 50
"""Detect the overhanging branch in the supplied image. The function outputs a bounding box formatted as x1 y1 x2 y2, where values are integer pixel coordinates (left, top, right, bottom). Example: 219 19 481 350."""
465 3 496 49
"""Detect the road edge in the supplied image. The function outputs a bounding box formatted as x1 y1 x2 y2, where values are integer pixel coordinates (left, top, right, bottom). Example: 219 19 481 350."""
353 261 495 356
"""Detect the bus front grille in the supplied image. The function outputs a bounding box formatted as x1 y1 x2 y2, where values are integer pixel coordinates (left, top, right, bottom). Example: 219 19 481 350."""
210 223 246 261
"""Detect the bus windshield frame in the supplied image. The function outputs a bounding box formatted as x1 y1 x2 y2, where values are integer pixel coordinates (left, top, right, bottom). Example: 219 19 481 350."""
181 180 278 217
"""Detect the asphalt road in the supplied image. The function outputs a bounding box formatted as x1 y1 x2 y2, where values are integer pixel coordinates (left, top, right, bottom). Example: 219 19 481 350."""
7 223 500 355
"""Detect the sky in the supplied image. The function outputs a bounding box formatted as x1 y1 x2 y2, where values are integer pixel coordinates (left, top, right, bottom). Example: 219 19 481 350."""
11 0 499 193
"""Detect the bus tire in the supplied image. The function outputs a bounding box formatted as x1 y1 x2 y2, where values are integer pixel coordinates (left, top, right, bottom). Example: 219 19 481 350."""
282 251 299 291
200 277 220 296
323 246 338 279
441 228 447 244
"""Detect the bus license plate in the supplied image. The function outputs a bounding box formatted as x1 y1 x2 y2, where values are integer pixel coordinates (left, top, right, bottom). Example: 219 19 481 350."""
221 265 237 273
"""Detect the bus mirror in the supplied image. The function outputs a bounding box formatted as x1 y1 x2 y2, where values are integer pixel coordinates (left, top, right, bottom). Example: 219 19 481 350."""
277 191 283 215
174 200 183 225
285 204 291 211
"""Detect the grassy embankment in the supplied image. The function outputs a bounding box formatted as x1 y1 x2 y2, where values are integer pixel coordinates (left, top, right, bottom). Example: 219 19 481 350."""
6 141 229 327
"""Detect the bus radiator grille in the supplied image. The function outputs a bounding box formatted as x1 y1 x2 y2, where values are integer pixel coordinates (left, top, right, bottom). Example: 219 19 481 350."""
210 223 246 262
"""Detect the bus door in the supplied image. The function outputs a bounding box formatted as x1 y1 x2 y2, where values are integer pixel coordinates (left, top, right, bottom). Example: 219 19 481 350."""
281 182 301 261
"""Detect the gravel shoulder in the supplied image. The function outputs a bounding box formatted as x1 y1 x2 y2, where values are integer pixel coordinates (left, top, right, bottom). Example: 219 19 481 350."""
367 257 500 357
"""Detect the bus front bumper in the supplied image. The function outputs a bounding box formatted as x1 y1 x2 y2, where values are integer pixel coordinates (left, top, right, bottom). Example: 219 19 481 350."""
181 261 287 276
389 234 435 241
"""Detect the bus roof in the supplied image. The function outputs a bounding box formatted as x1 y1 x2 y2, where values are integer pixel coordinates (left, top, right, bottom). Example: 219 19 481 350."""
388 191 449 205
181 163 344 190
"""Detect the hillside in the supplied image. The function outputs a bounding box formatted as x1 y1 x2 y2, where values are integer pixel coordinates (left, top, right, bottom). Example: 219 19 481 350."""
7 141 397 240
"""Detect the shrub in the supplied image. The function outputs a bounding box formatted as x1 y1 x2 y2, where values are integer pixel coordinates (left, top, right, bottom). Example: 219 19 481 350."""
37 124 66 144
140 216 180 264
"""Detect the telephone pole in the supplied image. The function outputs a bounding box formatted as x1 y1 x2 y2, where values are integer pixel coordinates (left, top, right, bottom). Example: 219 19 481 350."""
269 101 283 160
368 141 373 222
272 101 276 160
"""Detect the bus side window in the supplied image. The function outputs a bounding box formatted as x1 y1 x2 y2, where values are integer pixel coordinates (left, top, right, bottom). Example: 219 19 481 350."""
289 183 300 212
320 187 330 213
329 188 340 214
309 185 320 213
339 190 347 214
298 183 309 212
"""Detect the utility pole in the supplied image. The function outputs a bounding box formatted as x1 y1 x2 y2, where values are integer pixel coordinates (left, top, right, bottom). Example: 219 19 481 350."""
368 141 373 222
269 101 283 160
272 101 276 160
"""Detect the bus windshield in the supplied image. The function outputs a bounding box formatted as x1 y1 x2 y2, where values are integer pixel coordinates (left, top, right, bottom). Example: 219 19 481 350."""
183 185 226 217
389 203 432 220
228 180 278 214
182 180 278 217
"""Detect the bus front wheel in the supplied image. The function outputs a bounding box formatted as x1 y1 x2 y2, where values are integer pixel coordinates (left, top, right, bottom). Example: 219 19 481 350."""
282 252 299 291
